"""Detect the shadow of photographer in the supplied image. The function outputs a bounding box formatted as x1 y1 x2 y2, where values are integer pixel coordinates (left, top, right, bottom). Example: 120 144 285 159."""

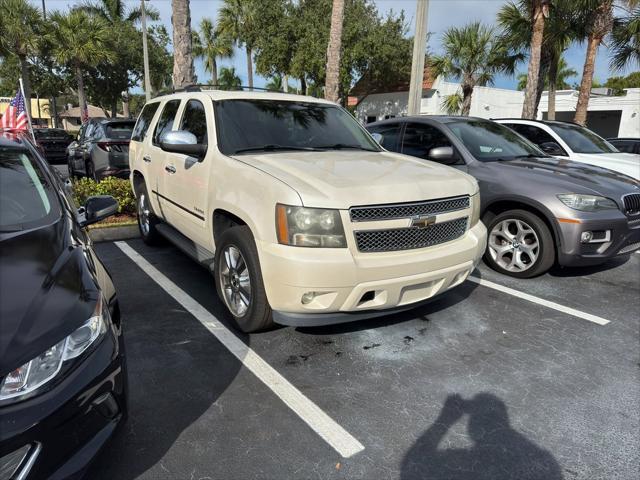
401 393 564 480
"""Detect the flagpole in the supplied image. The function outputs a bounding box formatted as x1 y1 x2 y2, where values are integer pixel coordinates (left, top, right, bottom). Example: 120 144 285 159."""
19 77 36 142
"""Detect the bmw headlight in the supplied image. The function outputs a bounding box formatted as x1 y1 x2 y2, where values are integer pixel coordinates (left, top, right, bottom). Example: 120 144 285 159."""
0 299 109 403
276 204 347 248
557 194 618 212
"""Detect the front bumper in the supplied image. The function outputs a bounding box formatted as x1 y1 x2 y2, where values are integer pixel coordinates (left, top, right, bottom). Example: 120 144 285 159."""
259 221 486 326
0 329 127 480
556 215 640 267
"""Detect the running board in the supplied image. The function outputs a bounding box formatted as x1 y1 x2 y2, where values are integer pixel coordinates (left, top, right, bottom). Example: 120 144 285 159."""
156 223 215 270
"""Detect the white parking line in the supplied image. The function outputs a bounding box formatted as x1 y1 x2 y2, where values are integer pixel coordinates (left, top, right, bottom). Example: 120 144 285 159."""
114 241 365 458
467 276 610 326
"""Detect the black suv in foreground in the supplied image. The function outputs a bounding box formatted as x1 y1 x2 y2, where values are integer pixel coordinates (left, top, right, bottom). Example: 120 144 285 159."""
0 130 127 479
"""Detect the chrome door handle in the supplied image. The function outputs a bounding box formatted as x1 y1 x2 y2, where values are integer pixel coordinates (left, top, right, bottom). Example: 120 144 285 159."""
143 155 151 163
165 165 176 174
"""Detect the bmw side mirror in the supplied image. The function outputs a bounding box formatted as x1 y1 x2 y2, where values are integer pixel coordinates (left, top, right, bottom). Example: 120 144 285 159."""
79 195 119 227
160 131 207 159
539 142 564 156
371 132 383 145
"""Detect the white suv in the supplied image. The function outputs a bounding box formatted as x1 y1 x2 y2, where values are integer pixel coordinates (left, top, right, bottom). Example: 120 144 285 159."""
496 119 640 180
129 88 486 332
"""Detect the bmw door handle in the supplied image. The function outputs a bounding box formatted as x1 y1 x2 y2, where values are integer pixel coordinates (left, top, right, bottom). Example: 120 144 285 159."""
143 155 152 163
165 165 176 174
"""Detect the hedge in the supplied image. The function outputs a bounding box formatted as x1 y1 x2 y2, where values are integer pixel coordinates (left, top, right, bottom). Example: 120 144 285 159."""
72 177 136 215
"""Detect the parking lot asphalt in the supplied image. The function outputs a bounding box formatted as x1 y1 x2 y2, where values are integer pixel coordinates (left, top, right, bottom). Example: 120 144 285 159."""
88 239 640 480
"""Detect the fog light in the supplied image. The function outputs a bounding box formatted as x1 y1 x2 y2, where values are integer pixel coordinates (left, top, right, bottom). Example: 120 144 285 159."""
301 292 318 304
581 231 593 243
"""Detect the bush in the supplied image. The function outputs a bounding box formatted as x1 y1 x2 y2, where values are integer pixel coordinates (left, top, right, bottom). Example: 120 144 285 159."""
72 177 136 215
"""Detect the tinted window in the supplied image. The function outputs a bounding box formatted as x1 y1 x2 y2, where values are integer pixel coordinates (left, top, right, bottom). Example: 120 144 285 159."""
402 123 452 160
33 129 70 140
609 140 635 154
84 123 96 141
179 100 208 144
153 100 181 146
215 100 380 155
0 148 60 231
547 123 617 154
132 102 160 142
448 120 545 161
505 124 564 152
106 122 135 140
367 124 401 151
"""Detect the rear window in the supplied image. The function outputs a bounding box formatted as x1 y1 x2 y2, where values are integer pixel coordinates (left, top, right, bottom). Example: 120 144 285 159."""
131 103 160 142
0 148 60 232
34 129 71 140
105 122 135 140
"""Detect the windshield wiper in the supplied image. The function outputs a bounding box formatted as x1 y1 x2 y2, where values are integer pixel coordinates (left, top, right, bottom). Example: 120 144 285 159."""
315 143 378 152
514 153 546 159
232 145 319 154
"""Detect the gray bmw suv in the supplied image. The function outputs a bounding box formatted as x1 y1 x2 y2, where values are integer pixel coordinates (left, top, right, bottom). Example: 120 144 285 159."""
367 116 640 278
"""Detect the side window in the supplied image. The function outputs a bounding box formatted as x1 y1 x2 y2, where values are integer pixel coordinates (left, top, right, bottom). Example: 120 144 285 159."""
402 123 452 160
153 100 181 146
368 124 401 151
91 124 104 140
179 100 208 144
611 141 632 153
131 102 160 142
77 124 86 142
366 116 377 124
84 123 95 141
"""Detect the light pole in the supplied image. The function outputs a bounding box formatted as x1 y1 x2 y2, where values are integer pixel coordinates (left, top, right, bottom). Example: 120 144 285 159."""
407 0 429 116
141 0 152 101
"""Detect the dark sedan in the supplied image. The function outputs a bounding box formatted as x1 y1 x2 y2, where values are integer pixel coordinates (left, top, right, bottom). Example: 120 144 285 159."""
367 116 640 277
0 130 127 479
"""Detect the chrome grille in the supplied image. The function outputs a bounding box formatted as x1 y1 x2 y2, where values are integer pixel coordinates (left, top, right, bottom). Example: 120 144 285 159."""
355 217 468 253
623 193 640 216
349 196 469 222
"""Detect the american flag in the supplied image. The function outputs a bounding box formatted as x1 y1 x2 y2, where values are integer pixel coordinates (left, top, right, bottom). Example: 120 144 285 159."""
1 86 29 130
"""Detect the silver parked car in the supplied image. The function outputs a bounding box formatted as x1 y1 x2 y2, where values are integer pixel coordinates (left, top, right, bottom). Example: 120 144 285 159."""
67 118 135 180
367 116 640 278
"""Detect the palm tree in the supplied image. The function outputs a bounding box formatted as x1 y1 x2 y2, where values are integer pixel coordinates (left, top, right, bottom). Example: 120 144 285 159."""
429 22 517 116
609 5 640 70
325 0 345 103
517 57 577 90
0 0 42 116
441 92 463 115
217 66 242 89
519 1 550 118
172 0 195 89
572 0 638 125
47 9 113 121
218 0 258 90
78 0 159 24
193 18 234 87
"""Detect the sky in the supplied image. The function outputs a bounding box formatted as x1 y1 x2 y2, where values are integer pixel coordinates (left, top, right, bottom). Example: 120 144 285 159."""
36 0 632 92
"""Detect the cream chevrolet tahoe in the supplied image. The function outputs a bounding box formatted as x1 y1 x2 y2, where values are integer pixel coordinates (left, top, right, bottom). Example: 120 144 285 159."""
129 89 487 332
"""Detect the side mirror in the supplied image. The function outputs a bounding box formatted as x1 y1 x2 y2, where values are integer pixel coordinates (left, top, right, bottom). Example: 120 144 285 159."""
539 141 564 156
428 146 459 164
160 131 207 158
79 195 119 227
371 132 383 145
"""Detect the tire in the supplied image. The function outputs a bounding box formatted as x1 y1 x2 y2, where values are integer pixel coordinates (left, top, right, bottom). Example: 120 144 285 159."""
483 209 555 278
86 160 97 181
214 226 274 333
136 185 162 245
67 158 76 179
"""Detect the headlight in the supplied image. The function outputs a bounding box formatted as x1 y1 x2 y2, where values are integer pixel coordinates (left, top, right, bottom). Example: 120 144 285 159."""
557 194 618 212
0 299 108 403
276 204 347 247
470 192 481 226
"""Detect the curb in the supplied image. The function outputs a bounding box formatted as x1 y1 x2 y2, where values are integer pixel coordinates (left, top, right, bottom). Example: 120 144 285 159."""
89 224 139 243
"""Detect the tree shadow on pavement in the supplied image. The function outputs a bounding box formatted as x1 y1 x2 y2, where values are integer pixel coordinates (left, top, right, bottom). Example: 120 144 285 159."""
401 393 564 480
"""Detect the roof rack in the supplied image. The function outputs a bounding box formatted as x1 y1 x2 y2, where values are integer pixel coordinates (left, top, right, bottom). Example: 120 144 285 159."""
491 117 581 126
171 84 302 94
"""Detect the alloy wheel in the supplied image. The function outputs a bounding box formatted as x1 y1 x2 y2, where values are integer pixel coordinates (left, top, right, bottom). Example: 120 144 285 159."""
138 193 150 236
219 245 252 317
489 219 540 273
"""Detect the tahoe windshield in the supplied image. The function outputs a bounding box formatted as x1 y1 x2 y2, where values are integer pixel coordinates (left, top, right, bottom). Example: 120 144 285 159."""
214 99 380 155
547 123 617 154
0 148 60 232
448 120 546 161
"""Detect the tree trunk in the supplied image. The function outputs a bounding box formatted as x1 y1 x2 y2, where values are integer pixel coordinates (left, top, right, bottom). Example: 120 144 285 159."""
75 66 87 124
547 53 559 120
324 0 345 103
211 59 218 87
533 50 551 117
521 1 546 119
574 34 600 126
111 100 117 119
19 56 32 118
171 0 195 89
283 74 289 93
300 76 307 95
123 98 130 118
246 46 253 90
461 83 474 116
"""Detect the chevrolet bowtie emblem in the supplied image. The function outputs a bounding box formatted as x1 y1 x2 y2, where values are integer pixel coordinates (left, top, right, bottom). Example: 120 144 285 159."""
411 215 436 228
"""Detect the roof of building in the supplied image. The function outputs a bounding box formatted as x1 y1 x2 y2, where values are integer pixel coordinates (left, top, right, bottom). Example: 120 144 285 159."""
59 104 125 118
349 66 436 97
